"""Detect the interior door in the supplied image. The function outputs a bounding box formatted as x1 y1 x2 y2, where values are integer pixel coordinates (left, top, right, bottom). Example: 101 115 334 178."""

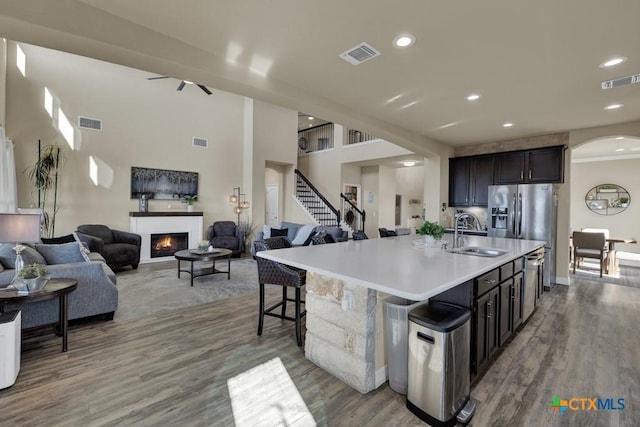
266 184 279 226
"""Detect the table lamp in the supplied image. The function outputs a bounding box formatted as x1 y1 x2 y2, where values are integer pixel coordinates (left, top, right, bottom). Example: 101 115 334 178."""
0 213 42 278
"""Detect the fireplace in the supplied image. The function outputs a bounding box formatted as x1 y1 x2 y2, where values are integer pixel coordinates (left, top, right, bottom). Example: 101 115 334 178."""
150 232 188 258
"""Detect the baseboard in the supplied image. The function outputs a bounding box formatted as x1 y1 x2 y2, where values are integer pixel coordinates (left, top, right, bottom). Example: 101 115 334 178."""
555 276 570 286
375 365 388 389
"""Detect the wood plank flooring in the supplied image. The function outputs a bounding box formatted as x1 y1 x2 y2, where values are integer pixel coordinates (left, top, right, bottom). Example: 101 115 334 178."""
1 267 638 426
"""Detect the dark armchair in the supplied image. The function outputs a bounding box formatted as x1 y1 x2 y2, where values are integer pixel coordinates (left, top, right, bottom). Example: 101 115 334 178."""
206 221 245 257
76 224 141 269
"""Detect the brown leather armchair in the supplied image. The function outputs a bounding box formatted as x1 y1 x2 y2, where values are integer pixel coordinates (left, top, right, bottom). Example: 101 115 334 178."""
76 224 141 269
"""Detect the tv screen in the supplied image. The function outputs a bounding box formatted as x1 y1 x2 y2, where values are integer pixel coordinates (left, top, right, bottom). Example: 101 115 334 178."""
130 166 198 200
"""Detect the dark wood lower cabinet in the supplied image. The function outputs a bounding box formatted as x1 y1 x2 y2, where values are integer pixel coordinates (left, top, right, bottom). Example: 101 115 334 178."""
499 279 514 346
474 287 499 375
512 272 524 330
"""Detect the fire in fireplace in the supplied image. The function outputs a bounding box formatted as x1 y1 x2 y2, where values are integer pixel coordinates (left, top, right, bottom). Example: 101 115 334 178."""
150 232 188 258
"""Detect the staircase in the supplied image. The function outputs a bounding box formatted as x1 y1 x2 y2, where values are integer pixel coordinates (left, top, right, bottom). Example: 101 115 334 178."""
294 169 340 227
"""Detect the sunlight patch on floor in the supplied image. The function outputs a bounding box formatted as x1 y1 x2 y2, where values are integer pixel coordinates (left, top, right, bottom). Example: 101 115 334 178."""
227 357 316 426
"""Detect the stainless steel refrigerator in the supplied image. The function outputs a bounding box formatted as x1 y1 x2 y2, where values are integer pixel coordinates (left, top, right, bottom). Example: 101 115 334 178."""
488 183 558 287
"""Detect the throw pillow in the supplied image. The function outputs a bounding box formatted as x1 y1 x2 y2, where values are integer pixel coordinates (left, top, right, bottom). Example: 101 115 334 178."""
262 224 272 239
292 225 316 246
35 242 87 265
271 228 288 238
41 234 76 244
0 244 46 268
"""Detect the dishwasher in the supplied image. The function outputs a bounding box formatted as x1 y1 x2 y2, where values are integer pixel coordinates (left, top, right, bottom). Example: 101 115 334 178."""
524 248 544 321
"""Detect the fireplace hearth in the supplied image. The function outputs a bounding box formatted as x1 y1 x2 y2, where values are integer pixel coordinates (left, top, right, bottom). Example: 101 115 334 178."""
150 232 188 258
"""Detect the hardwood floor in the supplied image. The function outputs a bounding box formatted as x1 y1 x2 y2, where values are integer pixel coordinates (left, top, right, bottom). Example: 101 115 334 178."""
1 268 638 426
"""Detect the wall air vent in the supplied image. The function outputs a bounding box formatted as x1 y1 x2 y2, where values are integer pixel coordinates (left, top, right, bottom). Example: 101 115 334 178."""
192 137 208 148
601 73 640 90
78 116 102 131
339 42 381 65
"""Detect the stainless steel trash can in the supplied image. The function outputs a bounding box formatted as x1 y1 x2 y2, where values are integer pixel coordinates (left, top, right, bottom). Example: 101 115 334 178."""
383 296 426 394
406 302 471 426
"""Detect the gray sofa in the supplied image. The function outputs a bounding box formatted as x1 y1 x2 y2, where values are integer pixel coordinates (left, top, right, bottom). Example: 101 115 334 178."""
0 243 118 329
252 221 348 255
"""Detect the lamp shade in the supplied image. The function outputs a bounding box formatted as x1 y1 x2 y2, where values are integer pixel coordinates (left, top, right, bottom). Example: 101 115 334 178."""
0 213 42 243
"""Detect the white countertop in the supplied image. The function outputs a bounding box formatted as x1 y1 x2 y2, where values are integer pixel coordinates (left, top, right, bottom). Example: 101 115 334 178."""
257 235 545 300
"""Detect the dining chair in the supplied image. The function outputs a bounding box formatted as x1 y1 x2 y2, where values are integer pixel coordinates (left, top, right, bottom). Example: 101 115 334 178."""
253 237 307 346
572 231 608 277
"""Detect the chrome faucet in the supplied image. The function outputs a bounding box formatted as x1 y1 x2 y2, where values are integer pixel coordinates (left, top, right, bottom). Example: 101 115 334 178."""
453 213 472 249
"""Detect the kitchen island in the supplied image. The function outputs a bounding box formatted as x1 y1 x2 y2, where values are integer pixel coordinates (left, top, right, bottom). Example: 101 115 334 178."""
257 234 545 393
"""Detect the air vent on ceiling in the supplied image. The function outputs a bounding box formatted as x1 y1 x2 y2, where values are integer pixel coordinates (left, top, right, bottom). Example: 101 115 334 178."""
339 42 381 65
78 116 102 131
601 73 640 90
192 137 208 148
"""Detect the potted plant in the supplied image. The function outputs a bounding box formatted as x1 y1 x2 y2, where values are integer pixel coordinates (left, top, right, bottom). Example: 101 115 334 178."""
25 141 63 238
182 195 198 212
620 196 629 207
17 263 50 291
417 220 445 246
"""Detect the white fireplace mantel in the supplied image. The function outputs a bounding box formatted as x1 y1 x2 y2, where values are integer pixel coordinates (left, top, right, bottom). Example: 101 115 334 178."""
129 212 204 263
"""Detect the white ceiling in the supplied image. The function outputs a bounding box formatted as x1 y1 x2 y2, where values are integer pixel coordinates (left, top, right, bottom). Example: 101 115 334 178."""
572 136 640 162
1 0 639 153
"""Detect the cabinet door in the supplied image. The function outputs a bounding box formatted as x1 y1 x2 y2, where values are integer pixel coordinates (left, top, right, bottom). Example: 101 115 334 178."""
494 152 525 184
474 293 489 374
499 279 513 346
449 157 471 206
471 155 495 206
512 272 524 330
487 287 500 359
527 146 565 183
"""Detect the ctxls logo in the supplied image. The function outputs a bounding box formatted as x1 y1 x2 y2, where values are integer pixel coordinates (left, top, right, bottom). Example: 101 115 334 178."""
550 395 625 414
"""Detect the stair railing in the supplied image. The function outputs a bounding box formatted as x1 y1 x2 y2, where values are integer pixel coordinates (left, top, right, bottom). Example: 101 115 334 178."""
294 169 341 226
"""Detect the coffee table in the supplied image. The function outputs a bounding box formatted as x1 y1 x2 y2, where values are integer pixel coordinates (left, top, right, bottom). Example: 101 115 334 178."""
0 278 78 352
175 248 232 286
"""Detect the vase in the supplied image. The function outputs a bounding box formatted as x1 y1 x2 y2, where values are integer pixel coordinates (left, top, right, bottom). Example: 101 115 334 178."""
424 235 436 246
22 276 50 292
187 205 194 212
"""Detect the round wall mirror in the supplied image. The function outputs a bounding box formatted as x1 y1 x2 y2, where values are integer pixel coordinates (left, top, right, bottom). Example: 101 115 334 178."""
585 184 630 215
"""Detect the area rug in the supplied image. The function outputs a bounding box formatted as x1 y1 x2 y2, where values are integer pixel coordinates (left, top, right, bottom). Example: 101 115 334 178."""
570 262 640 290
113 258 259 322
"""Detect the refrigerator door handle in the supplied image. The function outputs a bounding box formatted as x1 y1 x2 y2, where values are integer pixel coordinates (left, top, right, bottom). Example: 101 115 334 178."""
512 193 517 235
518 193 523 237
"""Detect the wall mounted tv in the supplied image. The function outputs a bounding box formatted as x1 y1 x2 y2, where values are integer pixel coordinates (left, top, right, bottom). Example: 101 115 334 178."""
130 166 198 200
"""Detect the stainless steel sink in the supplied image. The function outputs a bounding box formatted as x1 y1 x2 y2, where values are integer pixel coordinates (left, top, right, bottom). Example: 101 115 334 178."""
449 246 509 257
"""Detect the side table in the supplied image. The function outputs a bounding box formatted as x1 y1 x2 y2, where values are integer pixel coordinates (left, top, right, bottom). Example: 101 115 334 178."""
0 278 78 352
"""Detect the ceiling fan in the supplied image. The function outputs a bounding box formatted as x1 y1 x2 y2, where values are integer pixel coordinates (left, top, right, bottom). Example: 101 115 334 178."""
147 76 212 95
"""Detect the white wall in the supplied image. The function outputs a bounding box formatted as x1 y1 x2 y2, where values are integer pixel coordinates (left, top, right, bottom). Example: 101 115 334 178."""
361 166 379 238
378 165 396 230
570 158 639 256
6 42 245 237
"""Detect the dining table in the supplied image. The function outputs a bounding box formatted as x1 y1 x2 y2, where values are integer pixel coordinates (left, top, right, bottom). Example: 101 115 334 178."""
605 237 637 276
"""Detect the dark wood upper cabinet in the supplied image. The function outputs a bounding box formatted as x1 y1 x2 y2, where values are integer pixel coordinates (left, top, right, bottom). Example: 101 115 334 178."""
495 145 565 184
470 156 494 206
449 155 494 207
449 157 471 207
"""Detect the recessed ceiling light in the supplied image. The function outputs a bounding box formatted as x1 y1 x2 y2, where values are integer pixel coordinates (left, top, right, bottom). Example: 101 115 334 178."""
308 124 313 127
467 94 480 101
604 104 623 110
308 116 314 120
403 161 416 167
393 34 415 48
599 57 628 68
616 136 625 140
184 80 194 85
616 148 625 152
503 122 513 128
